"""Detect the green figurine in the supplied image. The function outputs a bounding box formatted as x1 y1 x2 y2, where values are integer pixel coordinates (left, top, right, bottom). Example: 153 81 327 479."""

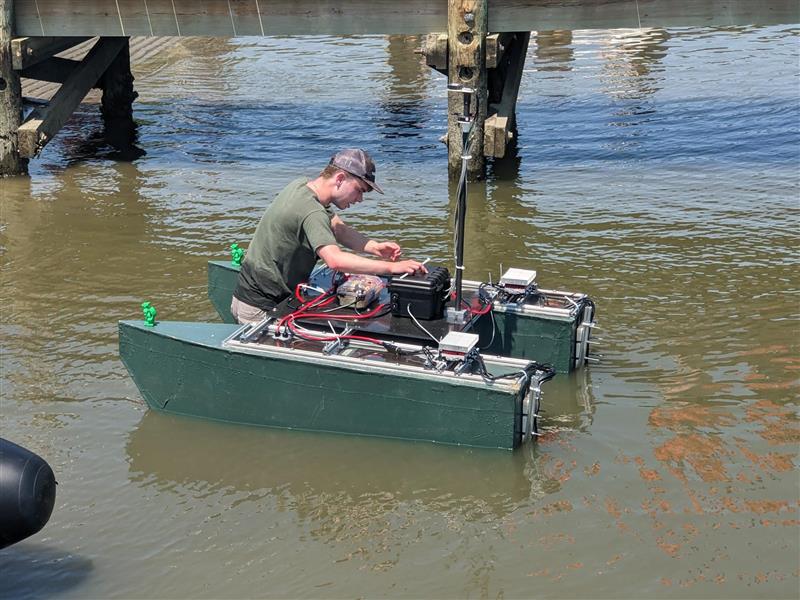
141 301 157 327
230 243 245 266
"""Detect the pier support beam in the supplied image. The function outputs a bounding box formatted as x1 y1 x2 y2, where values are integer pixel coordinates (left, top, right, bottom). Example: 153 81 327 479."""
99 39 141 156
447 0 487 181
485 31 529 159
17 37 126 159
0 2 26 176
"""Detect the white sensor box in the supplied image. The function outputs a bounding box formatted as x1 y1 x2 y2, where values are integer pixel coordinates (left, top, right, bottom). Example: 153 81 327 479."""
439 331 480 355
500 268 537 288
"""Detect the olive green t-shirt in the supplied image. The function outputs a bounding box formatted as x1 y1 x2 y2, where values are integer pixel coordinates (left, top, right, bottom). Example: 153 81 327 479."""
233 178 337 310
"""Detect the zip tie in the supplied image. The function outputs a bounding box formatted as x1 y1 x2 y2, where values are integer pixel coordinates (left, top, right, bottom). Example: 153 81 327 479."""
300 283 327 295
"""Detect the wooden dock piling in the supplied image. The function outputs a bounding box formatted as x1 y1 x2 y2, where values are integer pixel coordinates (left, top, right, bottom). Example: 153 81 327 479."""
431 6 530 180
1 1 26 176
447 0 488 180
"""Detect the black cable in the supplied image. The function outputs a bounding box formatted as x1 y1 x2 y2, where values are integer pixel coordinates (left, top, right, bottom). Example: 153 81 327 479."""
470 351 555 384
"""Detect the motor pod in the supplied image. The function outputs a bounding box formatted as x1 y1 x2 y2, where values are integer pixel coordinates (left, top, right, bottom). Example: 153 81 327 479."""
0 438 57 549
389 266 451 320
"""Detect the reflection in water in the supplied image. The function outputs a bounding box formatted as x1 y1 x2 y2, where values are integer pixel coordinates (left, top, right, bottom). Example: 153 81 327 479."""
383 36 428 102
534 30 574 71
542 369 597 433
126 412 544 522
376 36 435 143
1 156 155 407
596 28 669 157
598 28 669 100
50 107 146 162
447 177 536 280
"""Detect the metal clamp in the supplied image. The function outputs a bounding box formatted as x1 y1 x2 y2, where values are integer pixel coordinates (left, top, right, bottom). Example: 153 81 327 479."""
322 323 353 355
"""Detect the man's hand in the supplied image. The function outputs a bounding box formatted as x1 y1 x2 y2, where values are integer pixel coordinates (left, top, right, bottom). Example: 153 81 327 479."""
387 260 428 276
366 240 402 261
317 244 427 277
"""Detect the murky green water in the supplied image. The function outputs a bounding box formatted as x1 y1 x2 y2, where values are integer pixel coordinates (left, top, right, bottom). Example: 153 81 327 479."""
1 28 798 598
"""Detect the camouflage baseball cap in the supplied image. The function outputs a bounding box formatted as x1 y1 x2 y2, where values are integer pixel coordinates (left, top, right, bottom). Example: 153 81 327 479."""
329 148 384 194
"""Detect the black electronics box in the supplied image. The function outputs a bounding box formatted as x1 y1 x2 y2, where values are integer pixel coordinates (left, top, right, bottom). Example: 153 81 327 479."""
389 266 451 320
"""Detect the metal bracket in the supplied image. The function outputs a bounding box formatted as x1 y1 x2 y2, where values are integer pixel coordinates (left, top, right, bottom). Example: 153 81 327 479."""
242 317 273 342
322 323 353 356
445 306 468 324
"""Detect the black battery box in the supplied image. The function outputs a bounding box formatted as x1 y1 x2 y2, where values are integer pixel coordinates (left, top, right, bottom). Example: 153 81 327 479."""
388 266 451 320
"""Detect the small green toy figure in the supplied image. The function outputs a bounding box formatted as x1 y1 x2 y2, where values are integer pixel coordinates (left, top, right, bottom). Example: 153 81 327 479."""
230 243 245 266
141 301 157 327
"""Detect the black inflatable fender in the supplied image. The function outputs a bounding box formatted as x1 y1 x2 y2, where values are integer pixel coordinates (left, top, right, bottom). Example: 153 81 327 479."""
0 438 57 549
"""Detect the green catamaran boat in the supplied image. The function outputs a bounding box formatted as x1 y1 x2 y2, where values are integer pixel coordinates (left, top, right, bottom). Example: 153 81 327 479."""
118 259 594 450
119 316 551 450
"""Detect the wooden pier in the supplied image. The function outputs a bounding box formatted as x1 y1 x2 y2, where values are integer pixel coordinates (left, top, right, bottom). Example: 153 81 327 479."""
1 1 797 178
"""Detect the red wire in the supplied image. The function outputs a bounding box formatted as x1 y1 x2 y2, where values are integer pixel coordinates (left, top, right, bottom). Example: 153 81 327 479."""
279 288 336 328
284 302 390 348
287 320 390 349
462 298 492 315
297 303 387 322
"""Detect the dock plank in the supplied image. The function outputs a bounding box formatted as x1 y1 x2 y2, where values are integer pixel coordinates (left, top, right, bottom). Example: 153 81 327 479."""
14 0 800 36
21 36 180 102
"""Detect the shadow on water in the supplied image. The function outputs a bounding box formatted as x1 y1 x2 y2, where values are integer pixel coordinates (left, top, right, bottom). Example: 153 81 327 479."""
0 544 93 600
48 109 146 166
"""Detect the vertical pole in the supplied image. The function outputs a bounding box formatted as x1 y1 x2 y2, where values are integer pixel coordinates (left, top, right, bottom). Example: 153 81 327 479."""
447 0 487 181
0 0 27 176
99 37 141 157
453 114 469 314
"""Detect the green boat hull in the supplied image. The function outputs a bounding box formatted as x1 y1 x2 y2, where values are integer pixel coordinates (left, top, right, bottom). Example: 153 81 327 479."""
473 308 576 371
119 320 528 450
207 260 588 373
208 260 237 323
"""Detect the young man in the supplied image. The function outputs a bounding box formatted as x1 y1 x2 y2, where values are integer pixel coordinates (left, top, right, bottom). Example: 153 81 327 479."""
231 149 427 324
